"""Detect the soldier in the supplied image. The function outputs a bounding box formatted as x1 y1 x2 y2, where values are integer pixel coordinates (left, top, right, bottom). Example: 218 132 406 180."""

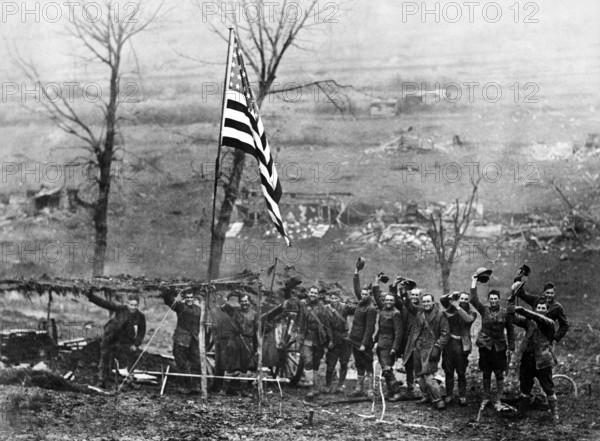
439 291 477 406
323 291 353 394
397 287 421 400
374 291 403 401
221 291 258 396
294 285 334 398
85 291 146 389
161 289 202 394
470 268 515 410
402 291 450 410
509 292 559 423
514 281 569 343
349 258 378 398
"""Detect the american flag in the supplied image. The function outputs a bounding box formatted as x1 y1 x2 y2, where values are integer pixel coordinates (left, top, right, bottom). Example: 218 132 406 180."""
221 34 290 246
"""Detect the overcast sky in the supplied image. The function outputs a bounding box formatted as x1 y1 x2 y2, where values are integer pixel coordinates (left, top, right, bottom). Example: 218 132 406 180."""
1 0 599 102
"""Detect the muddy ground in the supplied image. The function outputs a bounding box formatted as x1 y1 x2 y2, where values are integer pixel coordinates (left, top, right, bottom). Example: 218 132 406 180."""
1 379 599 441
2 340 600 441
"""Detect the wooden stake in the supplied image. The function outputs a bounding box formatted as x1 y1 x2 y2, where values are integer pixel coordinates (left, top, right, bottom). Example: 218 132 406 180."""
258 257 279 405
160 365 169 396
46 291 53 336
199 295 208 399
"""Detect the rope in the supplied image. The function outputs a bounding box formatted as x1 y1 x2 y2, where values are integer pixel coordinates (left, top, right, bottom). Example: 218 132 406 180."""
111 264 330 394
116 289 184 393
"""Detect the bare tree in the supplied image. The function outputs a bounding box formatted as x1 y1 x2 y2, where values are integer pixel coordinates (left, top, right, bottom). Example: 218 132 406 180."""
204 0 333 280
417 178 482 294
14 0 161 276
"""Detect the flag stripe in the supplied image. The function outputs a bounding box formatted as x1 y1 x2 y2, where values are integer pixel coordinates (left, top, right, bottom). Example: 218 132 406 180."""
219 34 290 245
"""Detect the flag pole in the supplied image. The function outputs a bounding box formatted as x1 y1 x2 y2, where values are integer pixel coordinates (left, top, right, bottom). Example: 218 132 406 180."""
208 27 235 279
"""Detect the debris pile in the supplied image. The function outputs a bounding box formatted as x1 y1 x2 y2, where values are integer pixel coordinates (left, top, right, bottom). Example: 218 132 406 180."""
528 134 600 162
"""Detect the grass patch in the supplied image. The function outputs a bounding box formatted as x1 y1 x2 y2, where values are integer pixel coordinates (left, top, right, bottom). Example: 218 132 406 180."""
4 389 52 413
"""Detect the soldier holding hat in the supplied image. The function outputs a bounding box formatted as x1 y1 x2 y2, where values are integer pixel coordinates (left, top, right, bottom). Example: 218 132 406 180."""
470 268 515 410
439 290 477 406
373 287 404 402
512 275 569 343
508 297 560 423
349 257 378 397
397 287 422 400
220 291 259 396
161 288 202 394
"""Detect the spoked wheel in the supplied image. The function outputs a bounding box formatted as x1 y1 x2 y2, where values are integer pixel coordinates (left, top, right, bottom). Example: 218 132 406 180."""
273 312 304 386
553 374 578 398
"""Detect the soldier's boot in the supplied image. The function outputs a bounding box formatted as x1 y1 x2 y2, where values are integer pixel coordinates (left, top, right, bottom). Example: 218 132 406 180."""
303 369 314 388
224 379 237 396
350 374 365 397
388 380 403 402
444 375 454 404
306 371 321 399
434 398 446 410
493 378 505 411
457 375 467 405
417 378 431 404
482 376 492 401
335 365 348 394
364 373 374 399
548 395 559 424
383 371 394 398
520 393 535 405
382 370 401 401
398 380 417 401
322 368 335 394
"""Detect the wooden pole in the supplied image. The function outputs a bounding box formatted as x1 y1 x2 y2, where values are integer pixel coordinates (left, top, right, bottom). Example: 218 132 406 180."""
207 27 234 280
160 365 170 396
46 290 53 336
141 371 290 382
199 293 208 399
257 257 278 405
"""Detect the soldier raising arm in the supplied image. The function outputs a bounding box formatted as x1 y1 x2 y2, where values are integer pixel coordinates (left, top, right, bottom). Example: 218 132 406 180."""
470 268 514 411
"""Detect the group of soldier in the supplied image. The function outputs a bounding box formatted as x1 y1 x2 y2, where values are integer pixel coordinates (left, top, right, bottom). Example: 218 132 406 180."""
83 258 569 423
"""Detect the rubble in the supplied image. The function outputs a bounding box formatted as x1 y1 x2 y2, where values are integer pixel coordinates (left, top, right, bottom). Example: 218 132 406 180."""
527 135 600 162
529 141 573 160
379 224 432 248
465 223 503 238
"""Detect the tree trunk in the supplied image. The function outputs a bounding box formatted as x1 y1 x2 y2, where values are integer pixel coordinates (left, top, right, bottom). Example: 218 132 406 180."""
92 155 111 277
441 261 451 295
92 62 118 277
207 149 246 280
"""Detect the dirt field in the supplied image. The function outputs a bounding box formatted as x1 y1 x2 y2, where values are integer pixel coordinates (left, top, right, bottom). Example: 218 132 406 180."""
2 0 600 439
1 371 600 441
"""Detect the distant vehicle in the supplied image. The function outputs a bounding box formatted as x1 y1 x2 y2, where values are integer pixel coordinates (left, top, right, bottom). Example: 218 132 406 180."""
0 329 59 364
